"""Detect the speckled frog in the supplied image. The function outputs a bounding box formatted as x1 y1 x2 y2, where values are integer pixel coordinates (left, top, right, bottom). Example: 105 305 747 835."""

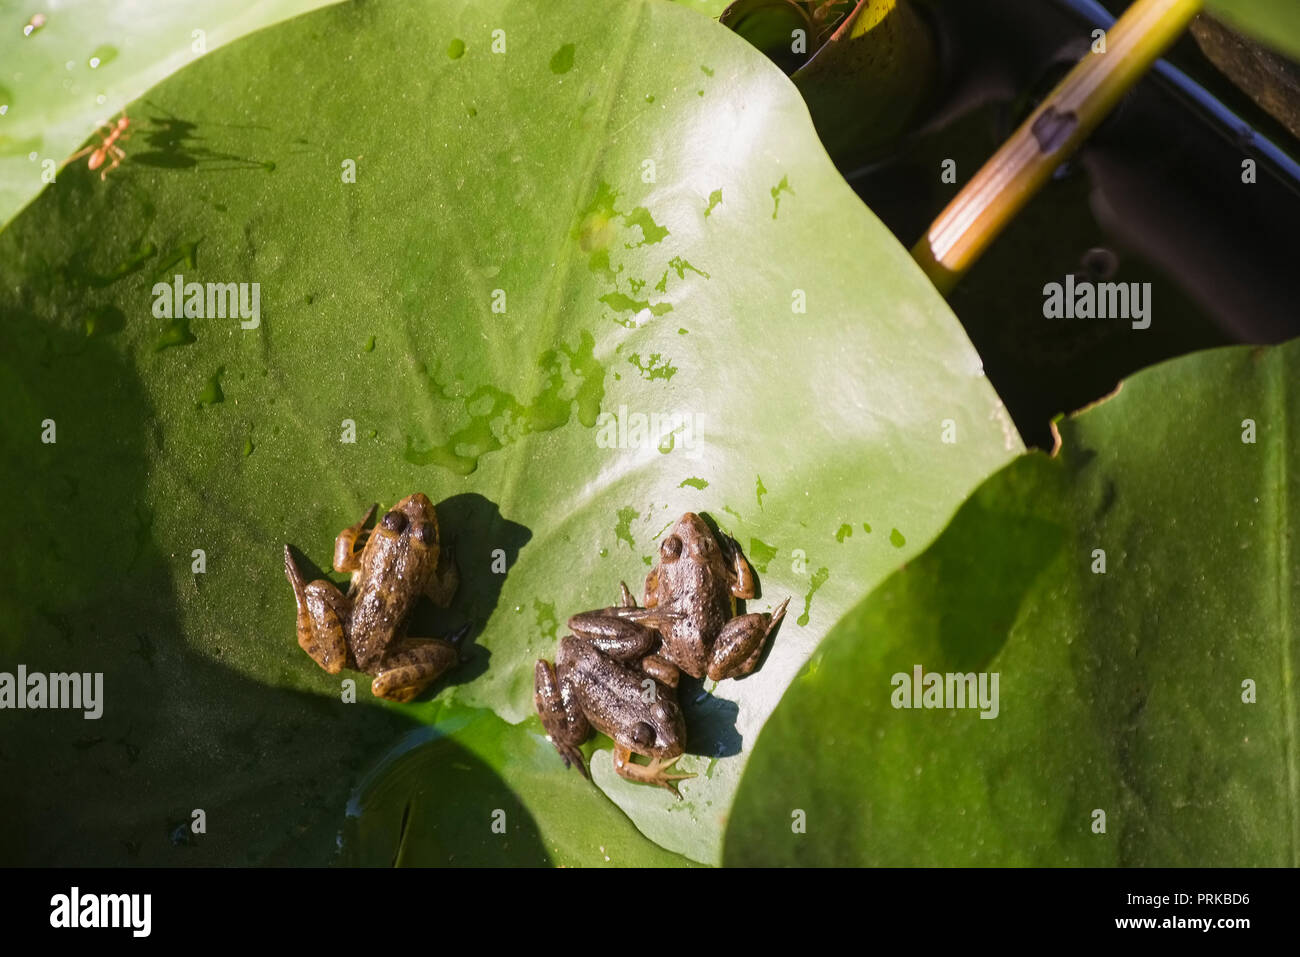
535 586 692 796
284 493 463 702
569 512 788 684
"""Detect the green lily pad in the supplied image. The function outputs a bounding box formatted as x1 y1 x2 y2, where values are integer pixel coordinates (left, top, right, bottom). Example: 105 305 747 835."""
726 340 1300 866
0 0 1017 865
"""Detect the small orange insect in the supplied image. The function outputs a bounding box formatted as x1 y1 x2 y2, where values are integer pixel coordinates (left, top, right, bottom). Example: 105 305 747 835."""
65 111 130 180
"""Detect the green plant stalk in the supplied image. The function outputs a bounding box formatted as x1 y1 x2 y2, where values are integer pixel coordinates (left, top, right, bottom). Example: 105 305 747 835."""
912 0 1203 295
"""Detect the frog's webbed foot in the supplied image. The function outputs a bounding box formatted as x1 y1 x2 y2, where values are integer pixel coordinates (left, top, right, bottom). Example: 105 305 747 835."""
426 538 459 608
333 503 378 573
534 659 591 777
285 546 352 675
613 746 694 798
370 636 460 702
720 532 758 600
706 597 789 681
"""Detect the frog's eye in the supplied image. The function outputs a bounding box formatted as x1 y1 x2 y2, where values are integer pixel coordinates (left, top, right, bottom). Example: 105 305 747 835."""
660 535 682 561
381 510 408 533
631 722 655 748
415 523 437 546
692 536 713 558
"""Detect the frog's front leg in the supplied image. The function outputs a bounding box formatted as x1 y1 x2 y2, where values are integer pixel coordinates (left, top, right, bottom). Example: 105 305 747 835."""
425 542 459 608
719 531 758 599
370 635 460 703
643 567 661 607
705 598 790 681
333 503 378 573
284 546 352 674
534 656 591 776
612 746 694 798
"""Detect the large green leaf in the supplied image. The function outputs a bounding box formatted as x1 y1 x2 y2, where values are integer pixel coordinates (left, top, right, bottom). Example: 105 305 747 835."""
0 0 341 229
727 340 1299 866
0 0 1018 865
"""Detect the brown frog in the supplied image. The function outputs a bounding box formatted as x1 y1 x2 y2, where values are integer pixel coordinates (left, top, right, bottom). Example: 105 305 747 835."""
535 587 692 795
569 512 788 684
283 492 463 702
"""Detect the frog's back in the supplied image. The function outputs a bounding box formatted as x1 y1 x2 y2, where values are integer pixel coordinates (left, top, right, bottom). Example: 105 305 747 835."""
660 562 733 676
349 588 403 671
559 637 646 737
348 542 432 671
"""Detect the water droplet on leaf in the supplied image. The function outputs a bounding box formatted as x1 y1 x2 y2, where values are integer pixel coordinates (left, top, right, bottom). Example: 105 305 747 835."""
549 43 574 74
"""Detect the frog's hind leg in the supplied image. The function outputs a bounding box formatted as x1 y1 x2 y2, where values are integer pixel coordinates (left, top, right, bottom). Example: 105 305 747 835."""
640 654 681 689
370 635 461 703
705 598 789 681
333 503 378 573
567 609 664 661
613 746 694 798
534 658 591 777
284 546 351 674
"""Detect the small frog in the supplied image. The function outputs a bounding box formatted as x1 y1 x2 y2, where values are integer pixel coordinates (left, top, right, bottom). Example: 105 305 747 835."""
569 512 788 683
535 591 693 796
283 492 463 703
